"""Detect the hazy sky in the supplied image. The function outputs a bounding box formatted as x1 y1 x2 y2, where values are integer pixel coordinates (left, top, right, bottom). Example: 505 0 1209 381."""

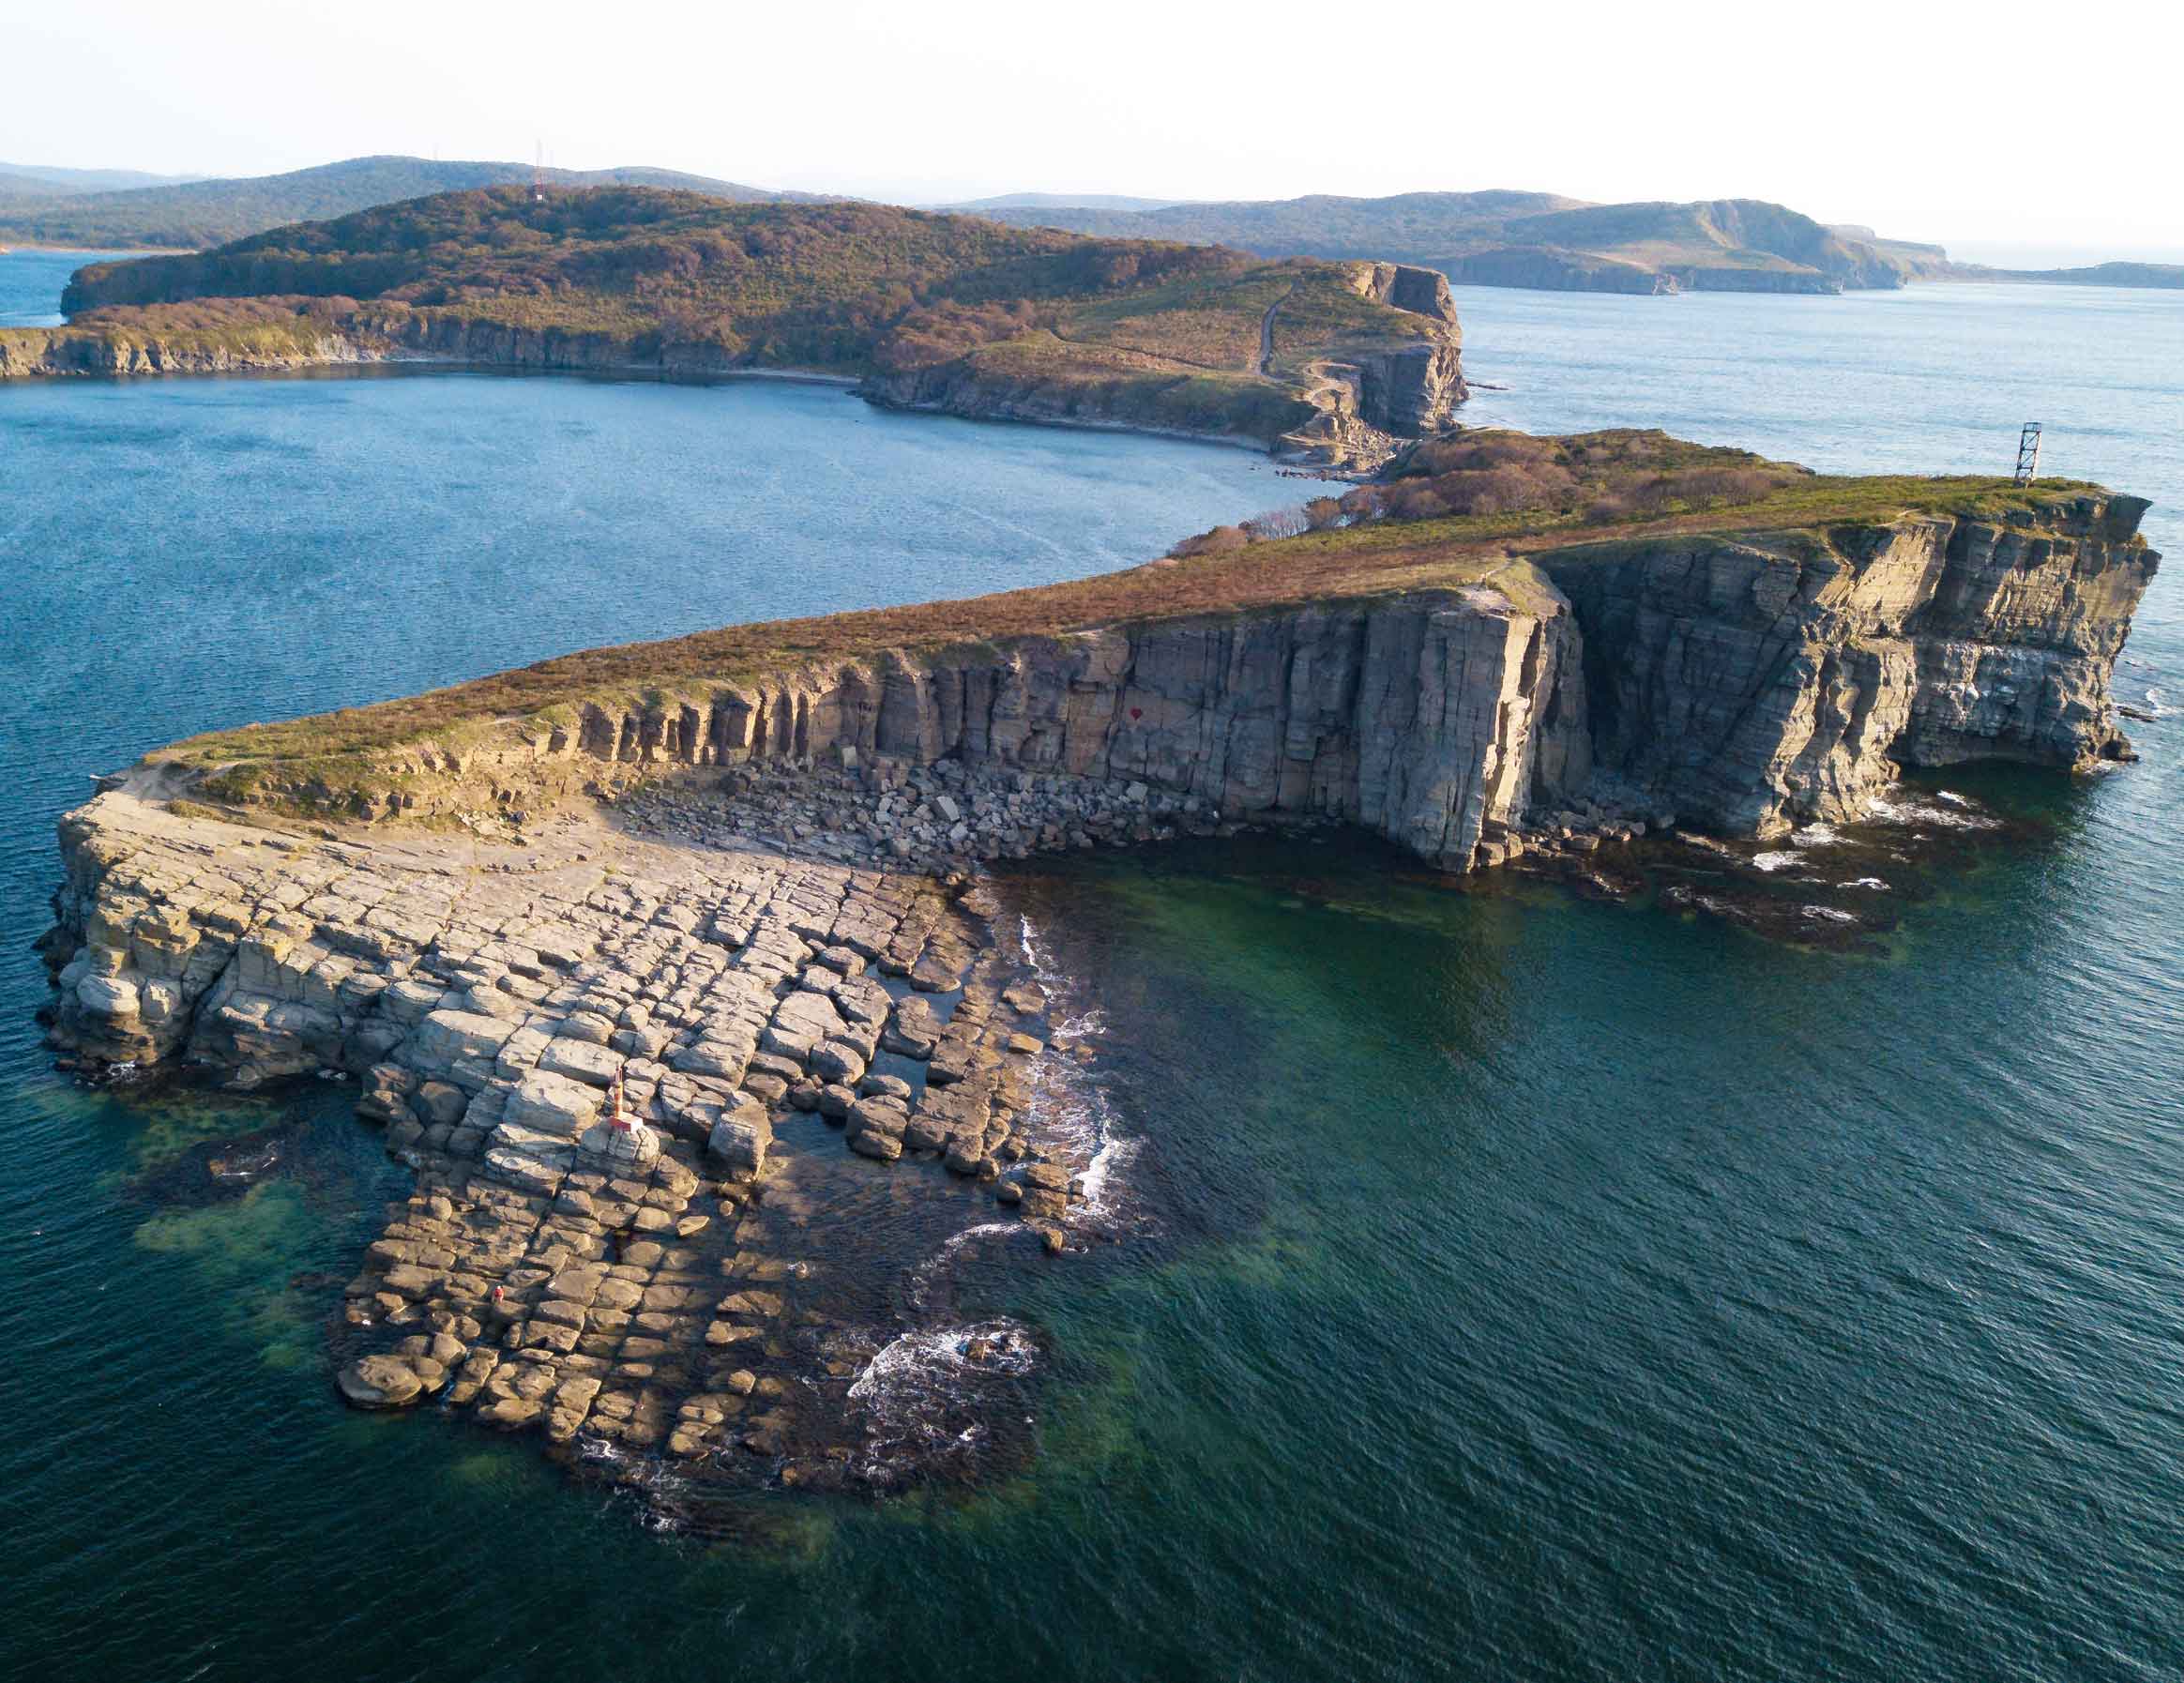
8 0 2179 257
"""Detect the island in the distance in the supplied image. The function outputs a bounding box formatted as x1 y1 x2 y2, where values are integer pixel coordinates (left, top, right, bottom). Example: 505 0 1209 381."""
0 187 1467 471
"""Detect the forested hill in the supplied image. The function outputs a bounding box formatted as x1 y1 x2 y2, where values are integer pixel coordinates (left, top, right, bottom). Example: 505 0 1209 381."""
0 155 817 250
957 190 1941 295
63 190 1264 350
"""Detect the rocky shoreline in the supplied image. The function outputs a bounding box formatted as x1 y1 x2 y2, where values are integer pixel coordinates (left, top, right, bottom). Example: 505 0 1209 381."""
43 788 1115 1493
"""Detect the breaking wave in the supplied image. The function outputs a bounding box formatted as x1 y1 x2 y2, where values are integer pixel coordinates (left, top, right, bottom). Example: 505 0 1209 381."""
1016 913 1144 1233
1866 792 2003 831
847 1319 1039 1406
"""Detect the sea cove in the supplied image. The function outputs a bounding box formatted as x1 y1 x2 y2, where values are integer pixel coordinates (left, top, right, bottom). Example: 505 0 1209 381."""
4 246 2182 1683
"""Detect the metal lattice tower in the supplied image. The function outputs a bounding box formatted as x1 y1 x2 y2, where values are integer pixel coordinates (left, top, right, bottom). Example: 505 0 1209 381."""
2013 422 2043 485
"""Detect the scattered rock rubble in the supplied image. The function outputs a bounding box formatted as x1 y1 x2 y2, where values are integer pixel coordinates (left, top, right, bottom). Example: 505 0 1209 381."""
614 756 1245 875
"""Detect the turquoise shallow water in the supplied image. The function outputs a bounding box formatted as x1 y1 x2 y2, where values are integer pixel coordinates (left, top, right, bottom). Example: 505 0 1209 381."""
1 266 2179 1682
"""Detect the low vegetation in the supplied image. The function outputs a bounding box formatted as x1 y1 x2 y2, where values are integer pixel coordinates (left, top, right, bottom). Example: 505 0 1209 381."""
62 191 1272 370
1170 430 1810 553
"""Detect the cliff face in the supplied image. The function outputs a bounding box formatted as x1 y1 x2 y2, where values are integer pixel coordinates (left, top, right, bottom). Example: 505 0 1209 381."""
0 325 382 379
387 313 748 377
855 359 1316 454
865 260 1466 470
234 580 1585 869
1539 495 2156 833
1 296 1464 471
285 499 2144 851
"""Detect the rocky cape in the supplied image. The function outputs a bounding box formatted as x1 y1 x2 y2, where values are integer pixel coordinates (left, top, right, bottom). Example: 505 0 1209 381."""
48 489 2158 1066
33 485 2156 1474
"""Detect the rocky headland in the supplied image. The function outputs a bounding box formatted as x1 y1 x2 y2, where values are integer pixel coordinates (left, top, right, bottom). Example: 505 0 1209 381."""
2 190 1469 471
34 447 2159 1490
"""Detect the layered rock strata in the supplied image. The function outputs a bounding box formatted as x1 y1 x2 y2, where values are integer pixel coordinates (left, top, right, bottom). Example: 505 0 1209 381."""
0 325 381 378
235 583 1582 877
4 260 1467 472
1540 494 2156 833
863 261 1466 471
216 497 2152 860
34 493 2159 1469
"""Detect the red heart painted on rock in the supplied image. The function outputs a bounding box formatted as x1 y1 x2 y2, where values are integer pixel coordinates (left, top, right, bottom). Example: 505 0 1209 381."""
1129 707 1143 721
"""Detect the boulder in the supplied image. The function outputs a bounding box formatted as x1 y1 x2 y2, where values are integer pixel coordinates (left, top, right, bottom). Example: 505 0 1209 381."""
504 1069 603 1138
414 1080 468 1127
708 1100 774 1175
412 1008 514 1071
337 1354 425 1409
810 1039 866 1085
537 1037 622 1089
847 1096 908 1139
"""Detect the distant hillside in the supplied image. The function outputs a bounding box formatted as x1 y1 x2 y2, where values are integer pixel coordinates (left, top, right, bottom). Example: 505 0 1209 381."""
942 192 1188 213
0 162 199 195
0 155 823 250
1990 260 2184 289
37 188 1465 466
961 190 1938 296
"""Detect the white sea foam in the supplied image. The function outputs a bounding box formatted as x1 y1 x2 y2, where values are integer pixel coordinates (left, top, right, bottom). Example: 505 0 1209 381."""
1867 793 2002 831
1013 911 1142 1231
1802 905 1859 923
903 1221 1023 1313
848 1319 1039 1407
1839 876 1890 891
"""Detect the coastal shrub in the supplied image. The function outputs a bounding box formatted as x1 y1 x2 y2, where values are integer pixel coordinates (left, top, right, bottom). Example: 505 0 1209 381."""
1369 428 1809 529
1242 507 1311 540
1338 485 1389 523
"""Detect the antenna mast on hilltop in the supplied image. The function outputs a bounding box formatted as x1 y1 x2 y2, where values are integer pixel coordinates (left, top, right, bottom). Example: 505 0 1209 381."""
2014 422 2043 485
532 140 546 204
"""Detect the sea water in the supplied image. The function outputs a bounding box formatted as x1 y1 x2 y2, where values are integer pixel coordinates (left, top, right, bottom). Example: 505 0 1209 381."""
0 259 2177 1681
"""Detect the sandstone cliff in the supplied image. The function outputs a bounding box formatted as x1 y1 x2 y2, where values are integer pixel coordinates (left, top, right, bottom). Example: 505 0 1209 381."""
45 578 1575 1085
216 580 1583 872
0 323 382 378
861 260 1465 470
1541 494 2154 832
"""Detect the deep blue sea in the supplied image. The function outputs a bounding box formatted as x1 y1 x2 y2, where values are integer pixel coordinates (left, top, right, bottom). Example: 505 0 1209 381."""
0 266 2177 1683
